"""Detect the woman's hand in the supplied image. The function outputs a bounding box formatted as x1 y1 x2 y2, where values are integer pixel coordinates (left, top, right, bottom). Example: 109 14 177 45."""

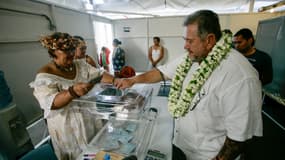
73 82 94 96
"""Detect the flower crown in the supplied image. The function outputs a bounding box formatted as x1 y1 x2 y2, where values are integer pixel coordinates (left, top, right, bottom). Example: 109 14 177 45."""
40 32 76 51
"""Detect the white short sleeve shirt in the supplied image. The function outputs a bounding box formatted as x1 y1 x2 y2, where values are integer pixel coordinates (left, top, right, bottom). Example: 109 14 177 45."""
158 49 263 160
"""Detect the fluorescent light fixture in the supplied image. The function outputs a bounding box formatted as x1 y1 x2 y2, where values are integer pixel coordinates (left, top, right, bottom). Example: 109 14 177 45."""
94 0 104 5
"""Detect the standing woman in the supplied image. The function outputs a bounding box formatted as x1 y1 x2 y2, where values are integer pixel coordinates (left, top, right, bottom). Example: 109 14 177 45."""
148 36 164 69
99 46 111 72
73 35 97 68
112 39 125 77
29 32 115 160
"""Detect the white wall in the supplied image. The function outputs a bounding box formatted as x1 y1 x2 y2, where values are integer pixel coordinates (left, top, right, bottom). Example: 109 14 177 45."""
0 0 111 124
113 19 149 71
113 12 285 72
220 12 285 34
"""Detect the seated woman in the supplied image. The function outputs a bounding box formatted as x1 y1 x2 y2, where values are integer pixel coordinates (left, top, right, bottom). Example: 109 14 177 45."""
73 35 97 68
29 32 115 160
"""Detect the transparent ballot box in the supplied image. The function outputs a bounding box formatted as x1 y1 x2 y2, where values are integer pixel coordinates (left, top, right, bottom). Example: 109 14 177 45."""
80 108 157 160
73 84 153 119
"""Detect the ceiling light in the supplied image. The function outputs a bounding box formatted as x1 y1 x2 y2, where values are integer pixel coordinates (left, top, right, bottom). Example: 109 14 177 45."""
258 0 285 12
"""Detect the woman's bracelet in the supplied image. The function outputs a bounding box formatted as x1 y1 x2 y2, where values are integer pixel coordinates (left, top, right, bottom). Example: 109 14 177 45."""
68 86 80 98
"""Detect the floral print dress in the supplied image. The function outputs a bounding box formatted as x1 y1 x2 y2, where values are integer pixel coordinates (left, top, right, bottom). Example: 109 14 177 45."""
112 46 125 72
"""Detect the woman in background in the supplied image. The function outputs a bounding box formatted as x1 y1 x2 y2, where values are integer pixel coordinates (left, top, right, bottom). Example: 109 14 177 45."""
112 38 125 77
148 36 164 69
99 46 110 72
73 35 97 68
29 32 115 160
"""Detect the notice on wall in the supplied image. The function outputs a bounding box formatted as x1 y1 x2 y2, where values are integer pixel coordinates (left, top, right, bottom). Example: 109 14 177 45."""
123 26 131 32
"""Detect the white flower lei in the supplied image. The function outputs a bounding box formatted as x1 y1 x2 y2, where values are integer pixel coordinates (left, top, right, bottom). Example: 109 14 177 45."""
168 32 232 118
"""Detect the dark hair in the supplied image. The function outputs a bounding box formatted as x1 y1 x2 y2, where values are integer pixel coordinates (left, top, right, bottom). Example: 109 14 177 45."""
101 46 107 51
40 32 76 58
223 29 232 35
183 10 222 41
234 28 255 46
153 36 160 42
73 35 87 49
113 39 122 45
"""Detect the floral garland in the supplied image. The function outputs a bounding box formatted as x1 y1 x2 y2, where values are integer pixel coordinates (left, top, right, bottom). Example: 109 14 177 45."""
168 32 232 118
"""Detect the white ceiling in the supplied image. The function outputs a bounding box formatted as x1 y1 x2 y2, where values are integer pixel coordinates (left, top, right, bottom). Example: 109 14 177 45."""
39 0 285 19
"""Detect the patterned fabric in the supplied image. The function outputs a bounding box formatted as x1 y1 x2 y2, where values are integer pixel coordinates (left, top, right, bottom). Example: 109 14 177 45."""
119 66 136 78
112 47 125 72
29 59 104 160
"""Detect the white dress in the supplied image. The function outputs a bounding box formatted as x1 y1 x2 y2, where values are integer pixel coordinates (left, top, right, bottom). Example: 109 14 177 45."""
29 59 104 160
158 49 263 160
152 47 161 62
148 46 164 69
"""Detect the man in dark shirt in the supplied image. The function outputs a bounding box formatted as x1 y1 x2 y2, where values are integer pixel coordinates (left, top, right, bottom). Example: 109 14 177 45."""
233 28 273 86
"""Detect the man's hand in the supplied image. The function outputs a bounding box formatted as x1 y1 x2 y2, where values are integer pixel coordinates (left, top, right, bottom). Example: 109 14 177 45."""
212 137 245 160
114 78 135 89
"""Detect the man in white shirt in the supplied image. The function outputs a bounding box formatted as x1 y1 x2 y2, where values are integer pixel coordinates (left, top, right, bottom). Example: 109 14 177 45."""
115 10 262 160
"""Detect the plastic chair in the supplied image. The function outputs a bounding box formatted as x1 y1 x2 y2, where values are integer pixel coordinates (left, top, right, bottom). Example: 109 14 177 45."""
19 141 57 160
